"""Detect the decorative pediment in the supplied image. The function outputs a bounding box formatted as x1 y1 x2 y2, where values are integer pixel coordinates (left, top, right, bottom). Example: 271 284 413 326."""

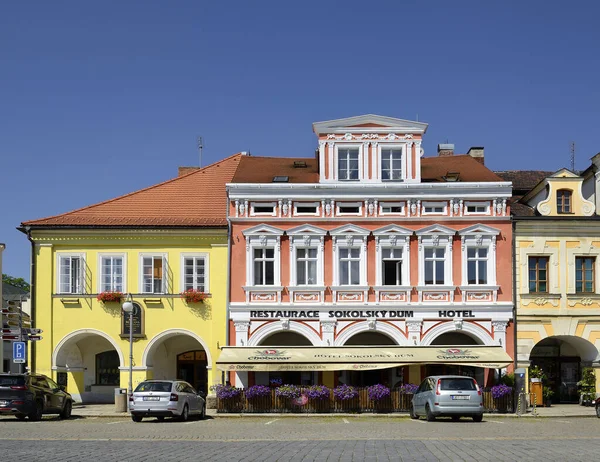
313 114 428 135
329 224 371 236
242 224 285 237
458 224 501 237
415 224 456 237
372 224 413 236
550 168 580 178
287 224 327 236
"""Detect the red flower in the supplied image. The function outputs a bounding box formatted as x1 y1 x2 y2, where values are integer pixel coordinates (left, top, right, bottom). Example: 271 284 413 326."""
180 289 208 303
97 291 123 303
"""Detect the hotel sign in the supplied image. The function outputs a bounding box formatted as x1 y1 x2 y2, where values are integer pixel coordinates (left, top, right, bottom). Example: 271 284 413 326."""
249 309 476 319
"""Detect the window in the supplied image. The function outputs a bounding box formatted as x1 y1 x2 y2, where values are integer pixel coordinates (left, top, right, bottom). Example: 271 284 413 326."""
381 148 403 181
337 202 362 215
251 202 276 216
183 256 207 292
380 203 404 215
338 147 359 181
294 202 319 216
142 256 165 293
466 203 488 214
253 248 275 285
95 351 119 386
576 257 595 293
100 255 124 292
557 190 572 214
58 255 84 294
382 248 403 285
423 202 446 215
424 248 445 285
529 256 549 293
339 248 361 285
467 248 488 284
296 248 318 285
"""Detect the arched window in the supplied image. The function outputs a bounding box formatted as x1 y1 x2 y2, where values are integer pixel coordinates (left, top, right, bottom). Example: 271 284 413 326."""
557 189 572 214
96 351 120 385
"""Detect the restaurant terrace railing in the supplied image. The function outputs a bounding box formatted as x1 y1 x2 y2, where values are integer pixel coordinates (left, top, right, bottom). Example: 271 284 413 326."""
216 387 514 414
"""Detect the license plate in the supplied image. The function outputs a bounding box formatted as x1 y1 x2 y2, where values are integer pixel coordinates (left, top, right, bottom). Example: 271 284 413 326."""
0 400 8 407
451 395 470 400
143 396 160 401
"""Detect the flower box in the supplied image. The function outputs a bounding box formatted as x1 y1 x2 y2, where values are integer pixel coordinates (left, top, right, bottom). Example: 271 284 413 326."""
180 289 208 304
97 291 123 303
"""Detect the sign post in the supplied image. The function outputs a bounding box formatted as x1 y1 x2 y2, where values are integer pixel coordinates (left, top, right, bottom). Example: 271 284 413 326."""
13 341 26 365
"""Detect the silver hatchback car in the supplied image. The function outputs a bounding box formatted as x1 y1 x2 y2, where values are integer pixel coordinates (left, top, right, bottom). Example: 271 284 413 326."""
130 380 206 422
411 375 483 422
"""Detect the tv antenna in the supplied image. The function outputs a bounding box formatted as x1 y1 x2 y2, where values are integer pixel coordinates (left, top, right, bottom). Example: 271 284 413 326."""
570 141 575 172
197 136 204 167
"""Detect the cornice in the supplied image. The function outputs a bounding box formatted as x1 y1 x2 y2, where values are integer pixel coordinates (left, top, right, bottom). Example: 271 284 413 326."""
229 216 511 224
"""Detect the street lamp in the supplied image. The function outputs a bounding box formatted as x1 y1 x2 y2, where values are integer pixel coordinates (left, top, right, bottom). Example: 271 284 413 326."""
122 293 135 409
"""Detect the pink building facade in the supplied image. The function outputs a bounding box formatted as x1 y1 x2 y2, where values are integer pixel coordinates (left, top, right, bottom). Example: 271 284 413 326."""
226 115 514 389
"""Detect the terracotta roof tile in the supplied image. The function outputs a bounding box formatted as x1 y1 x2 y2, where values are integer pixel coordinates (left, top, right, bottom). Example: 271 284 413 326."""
494 170 553 192
23 153 243 228
421 155 503 182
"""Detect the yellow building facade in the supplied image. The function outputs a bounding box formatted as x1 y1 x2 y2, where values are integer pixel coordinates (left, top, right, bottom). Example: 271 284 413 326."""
21 154 242 403
508 163 600 402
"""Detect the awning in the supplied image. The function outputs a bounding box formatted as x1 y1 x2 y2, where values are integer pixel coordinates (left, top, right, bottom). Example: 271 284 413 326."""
216 345 513 371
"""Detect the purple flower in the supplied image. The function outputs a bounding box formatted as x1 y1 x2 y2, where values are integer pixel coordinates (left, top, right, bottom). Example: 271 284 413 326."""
399 383 419 394
210 384 242 400
275 384 301 399
491 384 512 399
367 384 391 401
245 385 271 400
333 384 359 401
305 385 330 400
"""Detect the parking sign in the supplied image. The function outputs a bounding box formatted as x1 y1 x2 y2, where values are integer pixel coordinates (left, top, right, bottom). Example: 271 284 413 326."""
13 341 26 364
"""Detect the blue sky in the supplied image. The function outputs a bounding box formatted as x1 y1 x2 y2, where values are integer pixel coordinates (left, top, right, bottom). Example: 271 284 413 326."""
1 1 599 280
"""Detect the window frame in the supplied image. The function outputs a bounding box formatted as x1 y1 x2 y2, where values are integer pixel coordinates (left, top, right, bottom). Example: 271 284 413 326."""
557 189 572 214
252 247 276 286
466 246 489 285
250 202 277 217
575 256 595 294
528 256 549 294
97 253 127 294
330 225 370 288
379 202 406 216
373 226 412 287
380 146 404 182
416 226 455 287
293 202 320 217
139 253 168 294
464 201 490 215
180 253 209 293
335 144 363 181
243 226 284 288
57 253 86 295
422 201 447 215
336 201 363 217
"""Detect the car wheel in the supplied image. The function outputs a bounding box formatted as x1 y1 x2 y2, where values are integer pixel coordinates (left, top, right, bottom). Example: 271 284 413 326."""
179 404 189 422
59 401 72 420
410 405 419 420
29 401 43 421
472 414 483 422
15 414 26 421
131 415 143 422
156 416 165 421
425 404 435 422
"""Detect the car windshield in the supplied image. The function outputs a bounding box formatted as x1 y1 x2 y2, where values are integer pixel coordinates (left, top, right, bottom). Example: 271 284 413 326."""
440 378 476 391
134 381 172 392
0 376 25 386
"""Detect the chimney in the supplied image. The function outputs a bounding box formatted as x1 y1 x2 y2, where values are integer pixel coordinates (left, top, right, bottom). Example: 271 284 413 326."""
178 166 201 176
467 147 485 165
437 143 454 157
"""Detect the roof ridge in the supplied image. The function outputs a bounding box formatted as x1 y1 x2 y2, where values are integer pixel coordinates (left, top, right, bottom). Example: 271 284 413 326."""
24 153 243 225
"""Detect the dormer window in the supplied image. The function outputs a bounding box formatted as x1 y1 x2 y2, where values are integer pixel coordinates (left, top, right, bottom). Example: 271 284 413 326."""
337 147 359 181
557 189 572 214
381 148 403 181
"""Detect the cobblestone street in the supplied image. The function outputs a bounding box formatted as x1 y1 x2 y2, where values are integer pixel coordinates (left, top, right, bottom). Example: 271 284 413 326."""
1 415 599 461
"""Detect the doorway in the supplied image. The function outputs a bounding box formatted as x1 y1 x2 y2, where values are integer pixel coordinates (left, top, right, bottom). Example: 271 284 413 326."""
177 350 207 394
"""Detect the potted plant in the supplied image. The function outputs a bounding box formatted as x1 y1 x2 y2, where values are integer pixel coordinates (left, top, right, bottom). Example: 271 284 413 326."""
244 385 271 412
275 384 301 412
490 384 513 413
577 367 596 406
180 288 208 304
305 385 331 412
97 291 123 303
542 386 554 407
211 384 243 412
333 384 359 412
397 383 419 410
529 366 546 406
529 366 546 383
367 384 391 412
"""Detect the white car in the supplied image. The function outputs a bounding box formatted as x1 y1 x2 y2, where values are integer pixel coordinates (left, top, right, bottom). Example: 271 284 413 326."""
130 380 206 422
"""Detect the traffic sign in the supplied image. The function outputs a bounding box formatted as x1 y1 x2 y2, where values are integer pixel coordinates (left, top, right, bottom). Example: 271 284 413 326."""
13 342 26 364
27 336 42 342
1 335 19 340
25 328 43 335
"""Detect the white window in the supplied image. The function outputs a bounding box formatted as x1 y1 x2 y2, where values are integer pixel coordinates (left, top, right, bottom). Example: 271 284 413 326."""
339 248 361 285
296 248 318 285
379 202 405 215
58 254 85 294
381 148 403 181
250 202 276 216
424 247 446 285
336 202 362 216
422 202 446 215
181 254 208 292
99 255 125 293
465 202 489 215
337 147 360 181
382 248 403 285
253 248 275 285
293 202 319 216
141 255 167 294
467 248 488 284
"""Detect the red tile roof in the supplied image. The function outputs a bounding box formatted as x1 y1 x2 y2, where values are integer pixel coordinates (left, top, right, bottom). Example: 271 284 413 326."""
421 155 503 182
22 153 243 228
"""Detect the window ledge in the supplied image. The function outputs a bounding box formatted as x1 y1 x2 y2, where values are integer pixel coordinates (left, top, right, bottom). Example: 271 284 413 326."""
415 285 456 291
288 285 326 291
373 285 412 291
330 285 370 291
243 286 284 291
460 285 499 291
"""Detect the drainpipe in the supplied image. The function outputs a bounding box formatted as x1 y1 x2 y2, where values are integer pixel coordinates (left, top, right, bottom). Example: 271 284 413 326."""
224 189 232 386
512 218 518 374
26 226 36 374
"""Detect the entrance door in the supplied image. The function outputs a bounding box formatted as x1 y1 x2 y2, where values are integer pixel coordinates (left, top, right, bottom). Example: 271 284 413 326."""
176 351 207 394
559 360 580 403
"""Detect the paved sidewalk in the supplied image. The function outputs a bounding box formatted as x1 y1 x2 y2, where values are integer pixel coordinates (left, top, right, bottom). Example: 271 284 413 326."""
72 403 599 418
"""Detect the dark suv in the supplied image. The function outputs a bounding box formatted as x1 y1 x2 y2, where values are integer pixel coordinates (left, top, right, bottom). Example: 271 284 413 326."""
0 374 73 420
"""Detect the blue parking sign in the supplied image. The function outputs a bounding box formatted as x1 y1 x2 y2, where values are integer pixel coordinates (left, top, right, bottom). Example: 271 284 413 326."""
13 341 26 364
